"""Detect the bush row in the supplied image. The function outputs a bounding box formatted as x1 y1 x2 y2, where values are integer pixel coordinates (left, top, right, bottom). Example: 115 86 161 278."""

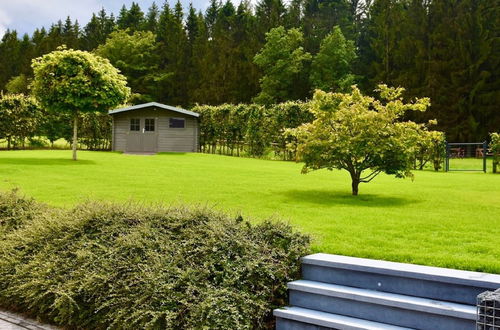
193 102 313 159
0 94 112 150
0 191 310 329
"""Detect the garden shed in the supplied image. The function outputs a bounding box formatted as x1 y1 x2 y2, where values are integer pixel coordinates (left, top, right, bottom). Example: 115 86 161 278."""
109 102 199 153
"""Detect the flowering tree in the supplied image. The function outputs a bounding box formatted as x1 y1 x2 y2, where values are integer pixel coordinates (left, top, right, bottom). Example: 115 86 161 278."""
290 85 431 195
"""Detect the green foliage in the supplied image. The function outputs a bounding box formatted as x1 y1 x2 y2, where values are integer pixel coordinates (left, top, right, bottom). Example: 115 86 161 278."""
0 94 43 149
156 2 189 106
310 26 356 92
290 85 431 195
5 74 30 94
31 47 130 114
82 9 116 50
0 0 497 142
193 101 312 158
0 192 309 329
491 133 500 173
358 0 499 142
78 112 113 150
254 26 311 104
95 29 164 104
31 47 130 159
0 190 47 236
40 112 72 146
414 129 446 171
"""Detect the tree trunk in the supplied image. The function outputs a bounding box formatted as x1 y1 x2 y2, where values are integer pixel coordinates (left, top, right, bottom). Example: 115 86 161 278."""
7 137 11 150
351 180 360 196
72 113 78 161
350 171 360 196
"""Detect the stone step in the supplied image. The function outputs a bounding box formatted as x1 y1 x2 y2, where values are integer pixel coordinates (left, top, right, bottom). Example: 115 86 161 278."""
274 306 412 330
301 254 500 304
288 280 476 330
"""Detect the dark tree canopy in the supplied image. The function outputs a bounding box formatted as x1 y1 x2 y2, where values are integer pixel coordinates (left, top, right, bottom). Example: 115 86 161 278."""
0 0 497 141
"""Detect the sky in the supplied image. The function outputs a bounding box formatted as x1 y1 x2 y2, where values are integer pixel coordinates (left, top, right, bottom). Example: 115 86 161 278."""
0 0 212 38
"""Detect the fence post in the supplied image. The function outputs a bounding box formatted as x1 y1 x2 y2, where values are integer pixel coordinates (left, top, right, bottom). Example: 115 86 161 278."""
483 141 487 173
445 141 449 172
494 142 498 174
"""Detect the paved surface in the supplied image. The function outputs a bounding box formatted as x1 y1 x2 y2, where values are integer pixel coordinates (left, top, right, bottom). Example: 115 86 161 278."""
0 310 57 330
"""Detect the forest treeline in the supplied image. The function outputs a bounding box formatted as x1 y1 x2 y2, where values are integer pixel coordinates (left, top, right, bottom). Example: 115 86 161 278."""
0 0 498 142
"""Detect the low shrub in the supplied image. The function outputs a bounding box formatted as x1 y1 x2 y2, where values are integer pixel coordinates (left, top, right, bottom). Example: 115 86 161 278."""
491 132 499 173
0 193 310 329
0 190 48 235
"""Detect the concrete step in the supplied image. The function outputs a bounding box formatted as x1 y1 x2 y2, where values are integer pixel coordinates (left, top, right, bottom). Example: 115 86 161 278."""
301 254 500 304
274 306 412 330
288 280 476 330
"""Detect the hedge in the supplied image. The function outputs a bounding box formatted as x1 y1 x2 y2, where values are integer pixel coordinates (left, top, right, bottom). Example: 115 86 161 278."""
0 191 310 329
193 101 313 159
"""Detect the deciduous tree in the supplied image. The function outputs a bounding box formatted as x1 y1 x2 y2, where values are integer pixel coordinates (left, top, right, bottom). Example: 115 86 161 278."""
310 26 356 92
31 47 130 160
95 29 162 103
290 85 430 195
253 26 311 104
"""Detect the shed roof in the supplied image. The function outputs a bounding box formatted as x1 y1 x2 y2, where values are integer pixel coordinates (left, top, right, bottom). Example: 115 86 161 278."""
108 102 200 117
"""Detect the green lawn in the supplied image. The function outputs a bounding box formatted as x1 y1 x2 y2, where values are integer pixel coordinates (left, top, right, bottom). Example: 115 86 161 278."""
1 150 499 273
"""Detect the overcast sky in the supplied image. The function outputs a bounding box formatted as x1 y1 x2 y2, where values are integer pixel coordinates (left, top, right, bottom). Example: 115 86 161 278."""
0 0 213 38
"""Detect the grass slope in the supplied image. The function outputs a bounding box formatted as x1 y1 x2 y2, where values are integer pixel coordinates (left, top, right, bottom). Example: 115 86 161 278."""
1 150 499 272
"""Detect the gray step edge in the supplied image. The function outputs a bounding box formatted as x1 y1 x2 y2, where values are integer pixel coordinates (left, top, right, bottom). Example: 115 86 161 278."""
288 280 476 320
274 306 413 330
302 254 500 289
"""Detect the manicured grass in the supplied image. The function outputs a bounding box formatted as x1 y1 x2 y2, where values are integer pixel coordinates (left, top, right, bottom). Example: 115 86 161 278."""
1 150 499 273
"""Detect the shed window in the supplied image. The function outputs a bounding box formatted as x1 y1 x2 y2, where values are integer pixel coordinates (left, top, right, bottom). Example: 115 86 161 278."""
145 118 155 132
169 118 185 128
130 118 140 131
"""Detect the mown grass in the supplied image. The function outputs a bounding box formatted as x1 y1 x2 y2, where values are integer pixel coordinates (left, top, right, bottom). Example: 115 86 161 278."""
0 150 499 273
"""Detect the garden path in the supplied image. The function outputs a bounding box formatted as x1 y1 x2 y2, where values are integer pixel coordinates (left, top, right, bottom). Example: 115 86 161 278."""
0 310 56 330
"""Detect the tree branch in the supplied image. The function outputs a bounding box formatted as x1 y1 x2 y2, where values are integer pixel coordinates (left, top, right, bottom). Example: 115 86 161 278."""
360 170 381 182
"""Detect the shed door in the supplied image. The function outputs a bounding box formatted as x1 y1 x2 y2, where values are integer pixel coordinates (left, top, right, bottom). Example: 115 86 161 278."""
142 118 157 152
126 118 158 152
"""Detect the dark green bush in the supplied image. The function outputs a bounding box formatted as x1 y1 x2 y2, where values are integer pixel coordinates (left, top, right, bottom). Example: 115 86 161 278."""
0 194 309 329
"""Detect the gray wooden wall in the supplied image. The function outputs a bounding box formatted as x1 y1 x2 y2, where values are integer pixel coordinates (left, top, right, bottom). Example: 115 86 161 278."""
111 107 199 152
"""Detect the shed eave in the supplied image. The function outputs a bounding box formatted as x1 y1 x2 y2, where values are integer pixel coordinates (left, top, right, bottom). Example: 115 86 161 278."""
108 102 200 117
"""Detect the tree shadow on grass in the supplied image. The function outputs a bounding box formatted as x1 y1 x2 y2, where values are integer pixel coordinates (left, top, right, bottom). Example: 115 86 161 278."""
282 189 418 207
0 158 96 166
157 152 188 156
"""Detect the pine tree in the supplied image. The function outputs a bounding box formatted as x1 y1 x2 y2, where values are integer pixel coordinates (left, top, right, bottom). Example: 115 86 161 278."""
427 0 500 141
0 30 21 91
205 0 220 38
62 17 80 48
364 0 405 88
302 0 353 53
255 0 286 39
83 9 115 51
157 0 189 105
188 12 211 104
145 2 160 32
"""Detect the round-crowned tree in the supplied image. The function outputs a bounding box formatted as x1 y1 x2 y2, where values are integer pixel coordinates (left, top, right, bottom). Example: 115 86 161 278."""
290 85 431 195
32 47 130 160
